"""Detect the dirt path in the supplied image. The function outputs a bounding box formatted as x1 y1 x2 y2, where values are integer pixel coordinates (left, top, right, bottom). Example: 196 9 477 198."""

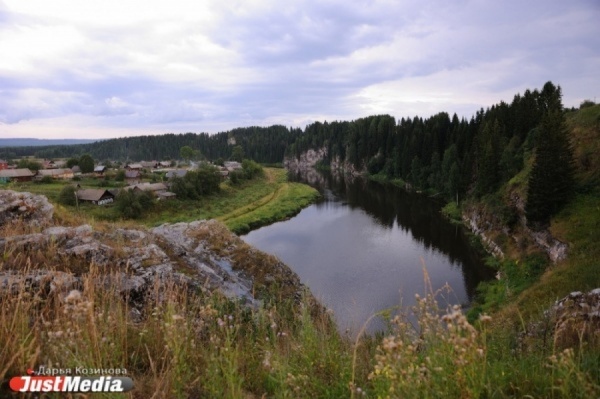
217 182 287 224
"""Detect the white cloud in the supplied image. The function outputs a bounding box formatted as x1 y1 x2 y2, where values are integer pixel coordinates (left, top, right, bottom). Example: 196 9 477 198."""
0 0 599 138
352 57 529 119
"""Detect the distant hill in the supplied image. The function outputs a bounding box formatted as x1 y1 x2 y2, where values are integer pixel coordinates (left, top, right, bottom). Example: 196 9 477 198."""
0 138 99 147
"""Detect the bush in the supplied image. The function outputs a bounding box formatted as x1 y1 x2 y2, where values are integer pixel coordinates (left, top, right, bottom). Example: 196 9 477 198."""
171 165 221 199
115 190 154 219
441 202 462 223
37 175 54 184
115 170 125 182
242 159 263 179
16 159 42 171
228 170 244 185
58 185 77 206
580 99 596 109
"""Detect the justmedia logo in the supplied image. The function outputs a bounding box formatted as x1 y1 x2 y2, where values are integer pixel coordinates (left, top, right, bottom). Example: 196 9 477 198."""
9 369 134 393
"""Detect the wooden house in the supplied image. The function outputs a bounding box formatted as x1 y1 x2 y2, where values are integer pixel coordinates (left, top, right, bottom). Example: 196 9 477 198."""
76 189 115 205
0 168 35 183
131 182 168 194
224 161 242 171
140 161 158 169
37 168 74 180
126 163 143 171
165 169 187 179
125 170 142 185
94 165 107 176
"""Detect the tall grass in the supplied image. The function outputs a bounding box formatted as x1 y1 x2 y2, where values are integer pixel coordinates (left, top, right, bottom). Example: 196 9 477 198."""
2 252 597 397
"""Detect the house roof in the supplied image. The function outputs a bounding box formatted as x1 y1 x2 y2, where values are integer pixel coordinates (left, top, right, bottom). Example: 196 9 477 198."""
125 170 141 178
127 163 143 169
71 165 82 173
140 161 156 168
165 169 187 179
38 168 73 176
0 168 34 178
134 183 167 192
76 189 114 202
94 165 106 172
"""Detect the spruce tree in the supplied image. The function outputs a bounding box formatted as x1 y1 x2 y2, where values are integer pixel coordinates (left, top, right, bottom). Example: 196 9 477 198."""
525 88 575 228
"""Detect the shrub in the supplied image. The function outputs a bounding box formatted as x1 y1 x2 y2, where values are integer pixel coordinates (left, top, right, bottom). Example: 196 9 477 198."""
115 190 154 219
242 159 263 179
58 185 77 206
580 99 596 109
171 165 221 199
115 170 125 182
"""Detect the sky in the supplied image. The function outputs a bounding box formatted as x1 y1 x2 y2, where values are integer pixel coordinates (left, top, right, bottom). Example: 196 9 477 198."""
0 0 599 140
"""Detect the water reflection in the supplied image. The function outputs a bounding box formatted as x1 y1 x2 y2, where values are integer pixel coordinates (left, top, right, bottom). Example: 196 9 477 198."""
244 170 493 336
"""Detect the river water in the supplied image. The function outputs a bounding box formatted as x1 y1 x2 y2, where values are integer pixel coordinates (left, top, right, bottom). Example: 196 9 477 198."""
242 170 492 336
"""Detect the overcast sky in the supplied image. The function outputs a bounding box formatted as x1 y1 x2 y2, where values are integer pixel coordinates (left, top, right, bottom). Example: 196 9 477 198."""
1 0 599 139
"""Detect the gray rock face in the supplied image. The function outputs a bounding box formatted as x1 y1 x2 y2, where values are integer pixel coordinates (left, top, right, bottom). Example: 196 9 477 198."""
1 193 306 313
0 190 54 227
462 209 506 259
284 147 328 172
549 289 600 348
517 288 600 352
527 228 568 262
284 149 365 177
462 197 568 264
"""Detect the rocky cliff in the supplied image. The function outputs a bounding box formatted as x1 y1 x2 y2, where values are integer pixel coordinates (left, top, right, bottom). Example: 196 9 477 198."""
284 147 365 176
462 193 568 264
0 190 308 315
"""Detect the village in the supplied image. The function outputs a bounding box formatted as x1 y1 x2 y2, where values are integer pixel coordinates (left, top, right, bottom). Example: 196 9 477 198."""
0 157 243 206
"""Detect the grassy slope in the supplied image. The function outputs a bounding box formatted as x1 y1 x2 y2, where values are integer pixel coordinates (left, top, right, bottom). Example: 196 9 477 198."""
493 105 600 318
143 168 319 233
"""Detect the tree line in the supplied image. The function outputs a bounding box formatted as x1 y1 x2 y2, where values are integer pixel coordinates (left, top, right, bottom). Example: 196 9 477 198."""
0 126 298 165
285 81 575 226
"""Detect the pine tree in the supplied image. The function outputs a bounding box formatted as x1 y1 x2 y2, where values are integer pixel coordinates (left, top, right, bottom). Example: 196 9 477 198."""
525 96 575 227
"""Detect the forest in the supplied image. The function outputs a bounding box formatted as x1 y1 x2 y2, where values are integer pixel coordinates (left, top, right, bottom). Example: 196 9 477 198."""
287 82 579 225
0 125 300 165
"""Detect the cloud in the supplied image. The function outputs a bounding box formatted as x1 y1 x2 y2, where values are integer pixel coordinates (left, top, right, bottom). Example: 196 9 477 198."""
0 0 599 138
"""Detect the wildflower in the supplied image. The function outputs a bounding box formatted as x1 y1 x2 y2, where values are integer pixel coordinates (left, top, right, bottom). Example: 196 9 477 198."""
262 351 272 370
65 290 82 303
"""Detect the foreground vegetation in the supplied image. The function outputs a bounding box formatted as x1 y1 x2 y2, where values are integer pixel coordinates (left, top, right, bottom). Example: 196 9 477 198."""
1 218 597 398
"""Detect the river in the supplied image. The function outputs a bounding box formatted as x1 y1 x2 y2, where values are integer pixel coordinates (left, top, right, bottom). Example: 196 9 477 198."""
242 170 493 336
